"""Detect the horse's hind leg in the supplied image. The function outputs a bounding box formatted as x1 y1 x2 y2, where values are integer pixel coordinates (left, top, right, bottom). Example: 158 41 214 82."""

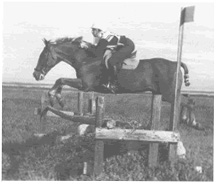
48 89 56 107
48 78 83 108
55 86 64 108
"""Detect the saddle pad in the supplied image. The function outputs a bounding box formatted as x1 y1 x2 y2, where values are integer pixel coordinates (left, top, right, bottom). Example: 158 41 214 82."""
122 57 140 70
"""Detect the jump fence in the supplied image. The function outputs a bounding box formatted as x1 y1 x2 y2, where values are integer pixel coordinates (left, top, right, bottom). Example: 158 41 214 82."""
35 91 180 176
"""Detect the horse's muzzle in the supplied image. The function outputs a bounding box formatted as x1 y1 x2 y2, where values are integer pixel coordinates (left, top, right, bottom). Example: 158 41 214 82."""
33 70 45 81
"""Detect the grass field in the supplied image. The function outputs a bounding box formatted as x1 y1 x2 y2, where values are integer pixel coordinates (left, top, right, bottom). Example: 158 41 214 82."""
2 86 214 180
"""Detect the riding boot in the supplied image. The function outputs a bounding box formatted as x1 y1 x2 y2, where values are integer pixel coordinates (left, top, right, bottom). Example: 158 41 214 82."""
102 77 111 89
108 65 118 93
101 65 111 89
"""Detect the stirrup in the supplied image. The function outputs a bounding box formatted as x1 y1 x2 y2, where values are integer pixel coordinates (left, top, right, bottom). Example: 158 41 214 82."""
108 83 117 93
102 83 110 88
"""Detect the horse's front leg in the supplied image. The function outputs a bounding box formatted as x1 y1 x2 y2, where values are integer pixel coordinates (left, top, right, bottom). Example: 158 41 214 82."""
48 78 83 108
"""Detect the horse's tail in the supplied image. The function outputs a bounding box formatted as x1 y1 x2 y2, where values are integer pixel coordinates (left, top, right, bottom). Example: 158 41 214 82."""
181 62 190 86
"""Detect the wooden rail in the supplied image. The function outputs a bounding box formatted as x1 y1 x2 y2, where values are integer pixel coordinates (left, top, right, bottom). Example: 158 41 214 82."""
96 128 179 143
93 94 180 176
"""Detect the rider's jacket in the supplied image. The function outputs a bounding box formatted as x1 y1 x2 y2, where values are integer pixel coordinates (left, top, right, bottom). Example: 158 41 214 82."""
86 31 128 57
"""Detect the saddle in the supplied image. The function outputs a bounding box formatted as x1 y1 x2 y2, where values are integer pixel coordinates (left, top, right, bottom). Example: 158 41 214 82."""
122 51 140 70
104 50 140 70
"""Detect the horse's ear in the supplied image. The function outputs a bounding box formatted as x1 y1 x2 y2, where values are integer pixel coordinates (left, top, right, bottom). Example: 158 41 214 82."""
73 36 83 43
42 38 49 46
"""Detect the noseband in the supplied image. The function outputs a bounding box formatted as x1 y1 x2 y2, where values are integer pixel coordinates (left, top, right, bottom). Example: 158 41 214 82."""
34 67 46 75
34 49 55 75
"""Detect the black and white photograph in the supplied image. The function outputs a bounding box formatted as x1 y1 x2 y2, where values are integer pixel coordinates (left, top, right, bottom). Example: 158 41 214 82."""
1 0 215 181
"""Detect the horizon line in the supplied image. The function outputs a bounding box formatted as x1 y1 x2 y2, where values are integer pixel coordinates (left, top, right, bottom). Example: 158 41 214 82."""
2 81 214 95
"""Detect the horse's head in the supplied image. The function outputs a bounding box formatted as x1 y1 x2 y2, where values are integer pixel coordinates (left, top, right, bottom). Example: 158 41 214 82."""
33 38 60 81
33 36 86 81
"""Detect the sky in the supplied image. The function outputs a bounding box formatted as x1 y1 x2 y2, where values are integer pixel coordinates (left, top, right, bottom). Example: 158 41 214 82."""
2 1 215 92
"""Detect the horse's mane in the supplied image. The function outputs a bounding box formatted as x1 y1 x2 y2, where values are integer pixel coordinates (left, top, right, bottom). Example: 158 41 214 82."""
50 36 92 46
48 37 75 45
49 36 96 58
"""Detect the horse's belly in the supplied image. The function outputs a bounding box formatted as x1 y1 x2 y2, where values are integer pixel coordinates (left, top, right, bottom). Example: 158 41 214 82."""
118 70 154 92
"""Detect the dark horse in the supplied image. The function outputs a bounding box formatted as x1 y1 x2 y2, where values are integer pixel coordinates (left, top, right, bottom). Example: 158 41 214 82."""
33 36 190 107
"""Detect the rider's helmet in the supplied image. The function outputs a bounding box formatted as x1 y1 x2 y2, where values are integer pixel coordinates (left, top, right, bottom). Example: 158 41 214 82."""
91 23 107 31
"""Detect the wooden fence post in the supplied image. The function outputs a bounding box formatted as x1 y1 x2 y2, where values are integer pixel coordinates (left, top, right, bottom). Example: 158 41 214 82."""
94 96 105 177
169 89 181 162
89 92 96 115
78 92 84 115
148 94 162 167
169 6 194 163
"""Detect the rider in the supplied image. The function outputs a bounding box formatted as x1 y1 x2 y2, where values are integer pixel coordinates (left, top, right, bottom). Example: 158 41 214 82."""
81 23 136 93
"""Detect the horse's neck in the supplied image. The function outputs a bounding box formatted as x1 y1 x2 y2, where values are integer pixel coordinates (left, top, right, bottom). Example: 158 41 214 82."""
56 41 101 66
58 49 86 68
60 49 101 77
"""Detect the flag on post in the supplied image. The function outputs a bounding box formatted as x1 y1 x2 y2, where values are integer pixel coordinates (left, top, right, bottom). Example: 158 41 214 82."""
180 6 195 25
171 6 195 132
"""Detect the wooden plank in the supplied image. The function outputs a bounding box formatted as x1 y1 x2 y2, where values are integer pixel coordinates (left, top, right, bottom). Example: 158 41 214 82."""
96 129 179 143
46 110 74 117
38 104 148 128
40 106 96 125
148 95 162 167
94 96 105 177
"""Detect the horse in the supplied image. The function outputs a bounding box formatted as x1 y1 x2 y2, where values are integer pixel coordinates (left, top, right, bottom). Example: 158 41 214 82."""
33 36 190 108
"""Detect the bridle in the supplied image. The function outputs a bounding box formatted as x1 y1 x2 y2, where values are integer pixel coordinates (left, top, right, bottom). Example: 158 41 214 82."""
34 46 57 75
34 67 46 75
34 38 83 77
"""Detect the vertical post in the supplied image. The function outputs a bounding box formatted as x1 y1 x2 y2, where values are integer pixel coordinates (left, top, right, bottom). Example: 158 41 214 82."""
169 7 192 162
169 9 184 162
89 92 96 115
169 5 195 131
170 7 185 131
94 96 105 177
78 91 84 115
148 95 162 167
169 93 181 162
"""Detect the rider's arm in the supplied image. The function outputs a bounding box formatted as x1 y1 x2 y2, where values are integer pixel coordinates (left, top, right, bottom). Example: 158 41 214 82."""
86 39 108 57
